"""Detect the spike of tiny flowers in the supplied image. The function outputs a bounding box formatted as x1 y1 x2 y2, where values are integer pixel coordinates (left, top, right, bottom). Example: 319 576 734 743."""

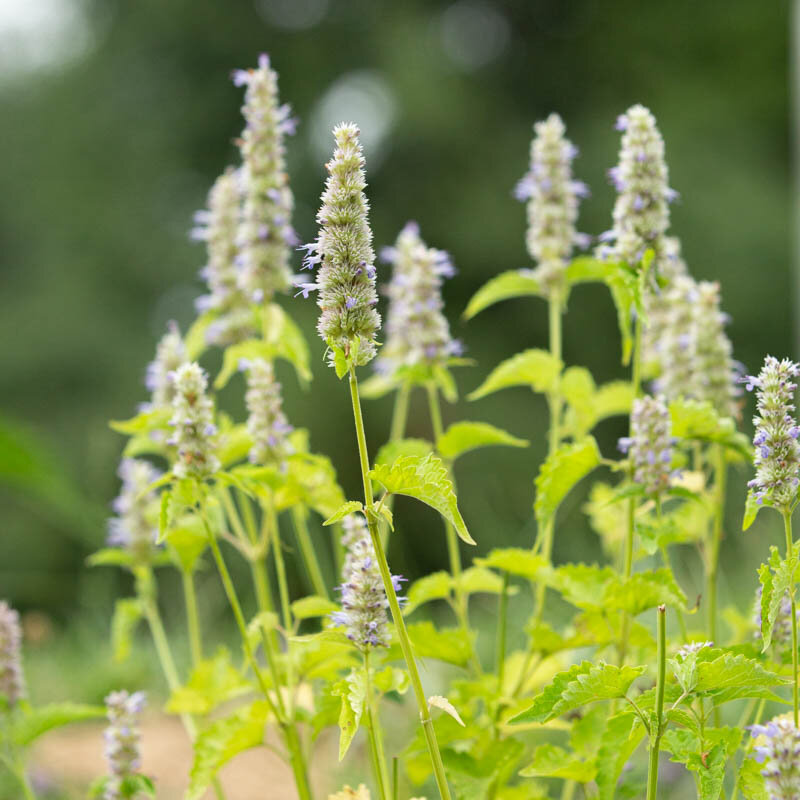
376 221 461 375
744 356 800 509
618 394 675 497
233 54 297 305
144 321 186 410
0 600 25 708
750 716 800 799
304 123 381 368
599 104 676 269
753 585 798 648
167 362 220 480
107 458 161 563
242 357 293 468
516 113 588 293
103 690 146 800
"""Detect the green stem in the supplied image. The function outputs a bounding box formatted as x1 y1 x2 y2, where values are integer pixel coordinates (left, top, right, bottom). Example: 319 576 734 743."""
182 570 203 666
349 365 452 800
708 445 727 645
646 605 666 800
364 650 391 800
390 382 411 442
219 486 250 545
393 757 399 800
1 755 37 800
291 505 329 598
496 572 509 694
784 509 799 727
559 780 576 800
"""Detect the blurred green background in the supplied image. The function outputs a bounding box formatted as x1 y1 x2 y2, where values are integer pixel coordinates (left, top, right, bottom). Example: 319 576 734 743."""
0 0 792 691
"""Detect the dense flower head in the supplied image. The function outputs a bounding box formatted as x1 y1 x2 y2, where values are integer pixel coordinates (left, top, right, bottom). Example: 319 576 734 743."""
750 716 800 799
753 585 798 648
0 600 25 708
193 168 256 346
618 395 675 496
233 54 297 305
242 357 293 467
107 458 161 563
167 362 220 479
376 221 461 375
515 113 588 292
599 104 677 269
332 513 404 650
103 690 146 800
144 321 186 410
744 356 800 509
301 123 381 368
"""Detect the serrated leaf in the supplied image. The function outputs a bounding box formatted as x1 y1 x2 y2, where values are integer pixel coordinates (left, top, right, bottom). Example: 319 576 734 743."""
436 421 528 461
456 566 510 597
509 661 644 725
687 742 727 800
463 269 542 319
534 436 601 530
519 743 595 782
291 595 339 621
548 563 617 609
605 263 638 364
474 548 547 580
334 668 367 761
694 652 788 704
109 407 172 436
604 569 688 615
12 703 106 746
164 513 208 573
374 438 434 475
187 700 271 800
561 367 633 438
595 713 645 800
743 490 765 531
369 453 474 545
758 545 798 651
402 621 474 667
166 649 251 715
373 666 409 695
279 452 346 520
468 349 562 400
111 598 142 663
738 757 768 800
404 571 452 616
428 695 465 727
324 501 364 526
669 398 750 458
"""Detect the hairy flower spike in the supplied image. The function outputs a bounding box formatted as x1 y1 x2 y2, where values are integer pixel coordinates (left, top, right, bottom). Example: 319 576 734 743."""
144 321 186 410
167 362 220 479
376 221 460 375
618 395 675 496
600 104 676 269
103 690 146 800
750 716 800 799
753 585 798 648
0 601 25 708
234 54 296 304
242 358 293 467
307 123 381 367
744 356 800 509
516 113 588 292
107 459 161 563
332 514 404 650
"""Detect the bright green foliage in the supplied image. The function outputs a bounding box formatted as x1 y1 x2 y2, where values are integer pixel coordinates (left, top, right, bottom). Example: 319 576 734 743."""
463 270 542 319
166 649 251 715
369 453 475 544
333 668 366 761
669 397 750 459
595 713 646 800
436 421 528 461
738 756 769 800
758 544 798 649
111 598 143 663
519 743 596 782
374 437 433 473
291 595 339 621
475 548 547 579
11 703 107 747
393 621 475 667
561 366 633 438
693 651 787 704
404 571 453 615
467 349 562 400
323 500 363 526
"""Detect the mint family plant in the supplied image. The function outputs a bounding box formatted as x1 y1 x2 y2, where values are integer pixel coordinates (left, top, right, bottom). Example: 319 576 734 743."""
4 54 800 800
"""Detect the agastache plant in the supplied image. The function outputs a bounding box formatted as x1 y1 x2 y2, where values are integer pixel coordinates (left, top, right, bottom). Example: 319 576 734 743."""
750 717 800 800
107 458 161 564
102 690 147 800
242 357 293 467
0 601 25 709
143 321 186 411
618 395 675 498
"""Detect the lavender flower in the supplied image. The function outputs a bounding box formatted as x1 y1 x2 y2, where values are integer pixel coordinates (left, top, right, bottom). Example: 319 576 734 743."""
676 640 713 657
0 601 25 708
332 514 404 650
516 113 588 292
618 395 674 497
750 716 800 799
753 585 798 648
144 321 186 410
744 356 800 509
599 105 676 269
242 357 293 467
167 362 220 480
234 54 296 305
103 690 146 800
193 168 256 346
304 123 381 368
107 458 161 564
376 221 460 375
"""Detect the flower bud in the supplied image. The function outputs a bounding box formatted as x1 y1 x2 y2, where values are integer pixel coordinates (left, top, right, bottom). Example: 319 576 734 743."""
0 600 25 708
144 321 186 410
107 458 161 564
750 716 800 799
103 690 146 800
243 358 293 468
618 395 675 497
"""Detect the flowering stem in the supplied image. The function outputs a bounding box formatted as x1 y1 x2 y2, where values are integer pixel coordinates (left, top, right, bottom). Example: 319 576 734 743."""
348 365 452 800
390 382 411 442
784 509 799 727
646 605 666 800
496 571 509 698
291 505 329 599
707 444 727 645
364 649 391 800
181 570 203 666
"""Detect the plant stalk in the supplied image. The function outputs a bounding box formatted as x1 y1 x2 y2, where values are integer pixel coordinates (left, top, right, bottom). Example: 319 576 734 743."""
182 570 203 666
646 605 666 800
291 505 329 599
784 509 799 727
364 650 391 800
707 444 727 645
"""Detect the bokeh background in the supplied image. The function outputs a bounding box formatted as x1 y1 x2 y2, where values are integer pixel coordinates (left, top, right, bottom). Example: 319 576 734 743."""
0 0 793 794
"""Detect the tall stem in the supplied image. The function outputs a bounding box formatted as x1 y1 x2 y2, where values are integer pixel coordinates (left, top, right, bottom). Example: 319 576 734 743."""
349 366 452 800
291 505 329 598
784 509 799 727
708 445 727 645
364 650 391 800
182 570 203 666
390 382 411 442
646 605 666 800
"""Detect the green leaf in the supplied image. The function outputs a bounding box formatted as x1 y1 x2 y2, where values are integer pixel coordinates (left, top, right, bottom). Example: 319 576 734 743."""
164 515 208 574
738 757 768 800
262 303 313 385
109 407 172 436
561 367 633 438
111 598 143 663
605 262 639 364
758 544 798 650
291 595 339 621
214 339 275 390
687 742 727 800
404 571 452 616
331 344 349 379
166 649 251 715
323 501 363 526
87 548 136 569
369 453 475 545
187 700 272 800
566 256 611 286
463 269 542 319
183 310 216 360
603 569 688 616
743 490 765 531
468 349 562 400
436 421 528 461
456 566 510 597
694 652 788 704
548 563 617 609
374 438 434 478
333 668 366 761
12 703 106 746
534 436 601 531
669 398 750 458
433 363 459 403
509 661 644 725
403 621 474 667
158 488 172 544
474 548 547 580
519 744 595 782
373 666 410 696
595 713 645 800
